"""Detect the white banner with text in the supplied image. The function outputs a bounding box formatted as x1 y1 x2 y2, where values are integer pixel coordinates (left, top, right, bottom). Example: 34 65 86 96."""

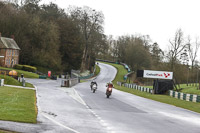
143 70 173 79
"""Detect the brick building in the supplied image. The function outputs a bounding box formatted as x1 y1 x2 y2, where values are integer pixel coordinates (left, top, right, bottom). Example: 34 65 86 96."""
0 34 20 67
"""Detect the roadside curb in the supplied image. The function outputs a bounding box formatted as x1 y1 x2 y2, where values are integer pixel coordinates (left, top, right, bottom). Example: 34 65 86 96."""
169 90 200 103
4 84 36 90
117 81 153 94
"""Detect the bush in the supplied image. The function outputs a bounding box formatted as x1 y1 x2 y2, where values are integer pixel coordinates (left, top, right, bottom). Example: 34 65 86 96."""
22 65 37 73
13 64 37 73
13 64 23 70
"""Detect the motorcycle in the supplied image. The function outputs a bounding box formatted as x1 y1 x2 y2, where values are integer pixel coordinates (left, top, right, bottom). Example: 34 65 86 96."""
91 84 97 93
106 87 112 98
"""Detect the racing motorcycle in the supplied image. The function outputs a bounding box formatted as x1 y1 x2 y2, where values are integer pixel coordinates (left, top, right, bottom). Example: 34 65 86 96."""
106 87 112 98
91 84 97 93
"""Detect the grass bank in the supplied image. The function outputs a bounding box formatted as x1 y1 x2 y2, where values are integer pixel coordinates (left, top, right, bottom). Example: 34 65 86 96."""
0 67 39 79
0 86 37 123
94 64 100 76
0 75 34 88
80 64 100 83
101 61 200 113
177 84 200 95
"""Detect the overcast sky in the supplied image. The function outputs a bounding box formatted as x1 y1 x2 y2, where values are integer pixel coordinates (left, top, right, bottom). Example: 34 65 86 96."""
41 0 200 54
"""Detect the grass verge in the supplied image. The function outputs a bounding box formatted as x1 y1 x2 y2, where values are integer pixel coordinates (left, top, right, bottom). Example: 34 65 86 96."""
80 64 101 83
0 75 34 88
0 86 37 123
95 64 100 76
101 61 200 113
145 84 200 95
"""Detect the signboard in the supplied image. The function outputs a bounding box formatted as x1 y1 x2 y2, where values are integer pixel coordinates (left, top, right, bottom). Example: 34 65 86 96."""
143 70 173 80
48 71 51 77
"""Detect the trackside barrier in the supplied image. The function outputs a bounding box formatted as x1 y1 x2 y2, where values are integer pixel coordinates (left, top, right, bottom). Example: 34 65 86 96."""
169 90 200 103
117 81 153 94
79 64 97 80
61 78 79 87
79 73 94 79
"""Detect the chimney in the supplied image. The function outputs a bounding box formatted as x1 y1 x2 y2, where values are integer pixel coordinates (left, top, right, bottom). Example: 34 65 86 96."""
11 35 15 40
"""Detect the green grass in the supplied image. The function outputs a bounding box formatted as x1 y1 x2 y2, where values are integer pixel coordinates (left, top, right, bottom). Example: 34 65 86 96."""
177 84 200 95
0 67 39 78
144 86 153 89
0 75 34 88
95 64 100 76
100 61 200 113
144 84 200 95
80 64 101 83
0 86 37 123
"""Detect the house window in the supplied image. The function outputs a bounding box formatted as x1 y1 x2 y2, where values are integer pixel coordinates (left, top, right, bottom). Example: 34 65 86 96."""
7 49 11 56
14 59 17 65
12 50 14 56
6 58 10 65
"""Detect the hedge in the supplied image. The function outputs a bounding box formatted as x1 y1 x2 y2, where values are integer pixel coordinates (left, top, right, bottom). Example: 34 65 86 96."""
14 64 37 73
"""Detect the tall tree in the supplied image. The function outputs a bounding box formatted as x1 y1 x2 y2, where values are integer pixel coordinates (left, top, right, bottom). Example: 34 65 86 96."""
150 42 164 65
169 29 186 71
125 36 152 71
187 36 200 70
57 17 83 72
68 6 104 72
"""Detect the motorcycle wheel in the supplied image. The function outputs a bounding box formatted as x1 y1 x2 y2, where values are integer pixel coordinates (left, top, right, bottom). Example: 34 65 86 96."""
107 95 109 98
93 89 96 93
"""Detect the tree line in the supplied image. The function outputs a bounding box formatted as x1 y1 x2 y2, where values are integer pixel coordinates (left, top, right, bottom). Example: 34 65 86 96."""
102 29 200 85
1 0 200 85
0 0 106 74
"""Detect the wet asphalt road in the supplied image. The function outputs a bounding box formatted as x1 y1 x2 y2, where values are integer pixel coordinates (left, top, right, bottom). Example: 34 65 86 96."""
0 62 200 133
75 63 200 133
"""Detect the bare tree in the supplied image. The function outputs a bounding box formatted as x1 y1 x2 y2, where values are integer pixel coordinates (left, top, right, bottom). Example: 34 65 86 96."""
187 36 200 70
169 29 187 71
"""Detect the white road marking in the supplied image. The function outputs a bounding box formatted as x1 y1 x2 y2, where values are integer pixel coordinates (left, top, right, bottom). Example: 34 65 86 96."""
42 113 80 133
35 85 80 133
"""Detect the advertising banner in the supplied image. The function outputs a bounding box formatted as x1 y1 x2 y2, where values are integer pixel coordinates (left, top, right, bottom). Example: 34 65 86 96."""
143 70 173 80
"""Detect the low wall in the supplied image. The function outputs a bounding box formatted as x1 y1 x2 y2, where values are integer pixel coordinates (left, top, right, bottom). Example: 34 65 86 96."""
61 78 79 87
70 78 79 87
169 90 200 103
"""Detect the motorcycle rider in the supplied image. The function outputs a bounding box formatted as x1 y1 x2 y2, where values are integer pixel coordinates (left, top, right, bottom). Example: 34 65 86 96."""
90 80 97 90
106 81 114 92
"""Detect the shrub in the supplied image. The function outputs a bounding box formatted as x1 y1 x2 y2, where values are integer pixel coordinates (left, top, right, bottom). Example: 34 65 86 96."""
22 65 37 73
13 64 37 73
13 64 23 70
